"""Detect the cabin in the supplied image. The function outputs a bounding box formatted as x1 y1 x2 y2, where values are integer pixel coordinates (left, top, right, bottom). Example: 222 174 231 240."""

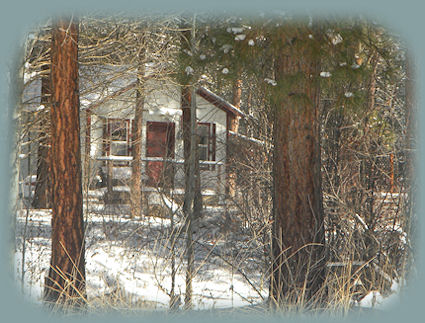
82 82 243 203
21 65 244 205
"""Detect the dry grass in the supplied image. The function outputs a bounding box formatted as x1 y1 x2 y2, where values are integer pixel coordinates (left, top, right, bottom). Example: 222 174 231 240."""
15 182 413 317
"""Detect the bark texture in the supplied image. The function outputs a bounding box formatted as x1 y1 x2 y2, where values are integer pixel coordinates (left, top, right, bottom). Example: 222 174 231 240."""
44 19 86 307
270 27 326 307
130 56 145 218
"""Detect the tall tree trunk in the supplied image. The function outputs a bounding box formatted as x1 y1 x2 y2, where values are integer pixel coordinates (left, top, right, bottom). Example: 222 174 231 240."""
270 26 326 307
83 109 91 204
181 30 203 218
130 50 145 218
180 22 201 309
32 63 52 208
193 136 203 217
402 54 415 279
405 55 415 202
44 18 86 307
183 87 198 310
182 85 203 217
363 52 378 230
226 78 241 198
182 83 192 191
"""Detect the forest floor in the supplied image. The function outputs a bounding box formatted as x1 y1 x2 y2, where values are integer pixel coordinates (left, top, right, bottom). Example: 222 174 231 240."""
14 200 269 312
13 193 402 314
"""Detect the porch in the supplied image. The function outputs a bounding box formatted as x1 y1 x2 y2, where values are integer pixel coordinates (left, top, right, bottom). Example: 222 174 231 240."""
92 155 226 206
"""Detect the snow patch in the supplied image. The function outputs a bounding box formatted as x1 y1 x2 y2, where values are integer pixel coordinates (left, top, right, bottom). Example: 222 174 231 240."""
183 49 193 57
221 44 232 54
331 33 343 45
185 66 194 75
264 78 277 86
227 27 244 34
234 34 246 41
159 107 182 116
24 71 38 83
358 283 400 310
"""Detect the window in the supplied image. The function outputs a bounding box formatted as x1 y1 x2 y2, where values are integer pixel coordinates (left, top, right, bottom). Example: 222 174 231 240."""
103 118 132 165
197 122 216 170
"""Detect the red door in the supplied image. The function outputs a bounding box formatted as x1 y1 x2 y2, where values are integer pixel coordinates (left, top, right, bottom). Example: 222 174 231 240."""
146 121 175 187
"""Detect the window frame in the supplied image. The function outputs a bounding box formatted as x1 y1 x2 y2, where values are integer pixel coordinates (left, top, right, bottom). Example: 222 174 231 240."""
197 122 216 170
103 118 132 166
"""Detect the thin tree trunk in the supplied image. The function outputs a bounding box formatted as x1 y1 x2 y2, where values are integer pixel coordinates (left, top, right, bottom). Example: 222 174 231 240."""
182 86 202 215
180 31 194 311
32 63 52 208
182 83 191 184
405 55 415 199
181 31 202 219
169 209 178 309
44 18 86 307
183 87 197 310
270 26 326 307
363 52 378 230
226 78 241 198
193 135 202 217
83 109 91 206
401 54 415 282
389 152 394 192
130 50 145 218
181 18 201 311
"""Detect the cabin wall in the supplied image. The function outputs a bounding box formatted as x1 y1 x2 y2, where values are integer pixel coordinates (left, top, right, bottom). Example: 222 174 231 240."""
195 95 227 194
88 79 227 195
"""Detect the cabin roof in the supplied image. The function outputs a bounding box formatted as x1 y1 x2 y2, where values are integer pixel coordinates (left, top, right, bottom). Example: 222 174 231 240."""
196 87 245 118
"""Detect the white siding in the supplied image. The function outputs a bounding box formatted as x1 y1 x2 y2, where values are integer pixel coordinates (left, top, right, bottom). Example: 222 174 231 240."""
87 79 228 195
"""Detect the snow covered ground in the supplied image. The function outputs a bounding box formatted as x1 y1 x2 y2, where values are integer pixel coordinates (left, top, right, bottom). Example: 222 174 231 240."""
14 204 268 311
356 282 401 310
13 195 406 313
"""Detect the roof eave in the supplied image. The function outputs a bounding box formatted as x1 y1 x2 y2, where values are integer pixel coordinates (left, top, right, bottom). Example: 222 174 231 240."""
196 86 245 118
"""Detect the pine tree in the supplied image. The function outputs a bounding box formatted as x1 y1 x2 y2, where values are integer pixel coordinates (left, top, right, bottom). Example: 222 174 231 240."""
44 17 86 307
269 23 326 307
